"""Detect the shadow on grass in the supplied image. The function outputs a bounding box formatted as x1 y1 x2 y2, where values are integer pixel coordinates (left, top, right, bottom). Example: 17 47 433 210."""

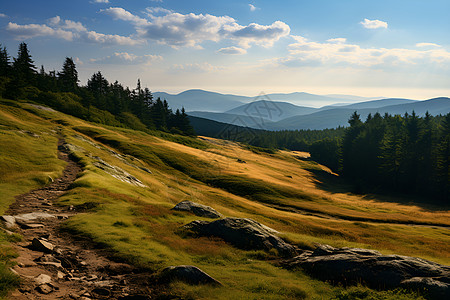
305 167 450 213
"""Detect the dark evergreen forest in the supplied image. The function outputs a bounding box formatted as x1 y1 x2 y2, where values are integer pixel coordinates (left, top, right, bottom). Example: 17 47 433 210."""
0 42 194 135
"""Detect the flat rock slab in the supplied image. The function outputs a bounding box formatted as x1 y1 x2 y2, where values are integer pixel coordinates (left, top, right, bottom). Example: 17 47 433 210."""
172 200 222 218
30 238 55 253
15 212 56 222
160 265 222 286
2 212 56 229
183 217 297 257
284 244 450 299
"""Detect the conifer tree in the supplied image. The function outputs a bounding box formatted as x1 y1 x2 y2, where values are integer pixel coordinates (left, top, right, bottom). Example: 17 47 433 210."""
58 57 78 92
341 111 363 178
0 44 10 77
436 113 450 201
12 42 36 85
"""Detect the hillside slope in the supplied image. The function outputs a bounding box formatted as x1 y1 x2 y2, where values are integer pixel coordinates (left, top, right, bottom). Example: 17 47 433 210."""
1 99 449 299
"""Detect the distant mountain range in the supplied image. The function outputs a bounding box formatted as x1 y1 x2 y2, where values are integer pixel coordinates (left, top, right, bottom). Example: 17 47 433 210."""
152 90 249 112
268 97 450 130
153 89 379 112
153 89 450 130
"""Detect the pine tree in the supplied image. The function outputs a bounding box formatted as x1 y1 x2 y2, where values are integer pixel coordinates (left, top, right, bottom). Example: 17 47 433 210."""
58 57 78 92
87 71 109 109
0 44 10 77
417 111 434 191
436 113 450 202
176 107 195 135
341 111 363 178
13 42 36 85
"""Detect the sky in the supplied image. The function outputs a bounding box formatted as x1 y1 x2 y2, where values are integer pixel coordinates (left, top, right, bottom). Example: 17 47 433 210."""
1 0 449 99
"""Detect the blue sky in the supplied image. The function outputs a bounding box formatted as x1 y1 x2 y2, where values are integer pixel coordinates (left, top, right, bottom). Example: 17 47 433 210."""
1 0 449 99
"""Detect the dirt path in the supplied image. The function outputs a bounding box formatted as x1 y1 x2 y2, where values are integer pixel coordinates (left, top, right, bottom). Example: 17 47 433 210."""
5 139 158 299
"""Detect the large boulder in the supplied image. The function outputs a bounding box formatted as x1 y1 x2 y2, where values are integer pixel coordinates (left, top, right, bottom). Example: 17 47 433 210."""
283 244 450 298
159 265 221 286
172 201 222 219
183 217 297 257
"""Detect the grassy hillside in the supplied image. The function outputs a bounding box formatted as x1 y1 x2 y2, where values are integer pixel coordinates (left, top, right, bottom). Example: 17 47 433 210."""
1 98 448 299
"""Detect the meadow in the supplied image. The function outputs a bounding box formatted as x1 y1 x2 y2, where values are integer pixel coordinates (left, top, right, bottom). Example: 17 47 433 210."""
1 98 448 299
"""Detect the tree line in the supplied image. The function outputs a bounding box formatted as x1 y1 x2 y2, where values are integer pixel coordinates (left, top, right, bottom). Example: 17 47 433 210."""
0 42 194 135
340 111 450 203
191 107 449 203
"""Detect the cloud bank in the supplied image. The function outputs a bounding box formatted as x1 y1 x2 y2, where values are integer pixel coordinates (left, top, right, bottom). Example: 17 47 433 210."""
102 7 289 48
275 35 450 68
6 16 143 46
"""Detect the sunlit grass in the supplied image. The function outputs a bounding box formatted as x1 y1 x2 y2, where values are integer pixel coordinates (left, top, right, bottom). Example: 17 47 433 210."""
0 99 448 299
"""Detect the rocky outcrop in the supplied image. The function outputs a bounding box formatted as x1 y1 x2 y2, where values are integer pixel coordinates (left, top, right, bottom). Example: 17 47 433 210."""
159 265 222 286
91 156 146 187
183 217 297 257
172 201 222 219
283 244 450 299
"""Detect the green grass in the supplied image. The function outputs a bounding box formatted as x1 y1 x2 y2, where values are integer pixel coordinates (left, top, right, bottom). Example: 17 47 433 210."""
0 100 68 297
0 99 448 299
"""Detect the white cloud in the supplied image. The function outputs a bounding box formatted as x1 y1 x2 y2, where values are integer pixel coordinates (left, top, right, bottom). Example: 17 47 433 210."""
145 7 173 17
101 7 149 26
137 12 235 47
90 52 163 65
249 4 258 12
360 18 388 29
224 20 290 48
327 38 347 44
6 17 143 46
92 0 110 3
217 46 247 55
0 13 7 18
101 7 289 48
48 16 87 32
6 22 74 41
83 31 143 45
416 42 441 48
276 35 450 68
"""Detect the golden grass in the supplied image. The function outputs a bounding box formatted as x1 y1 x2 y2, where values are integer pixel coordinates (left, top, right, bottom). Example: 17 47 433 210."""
0 99 448 299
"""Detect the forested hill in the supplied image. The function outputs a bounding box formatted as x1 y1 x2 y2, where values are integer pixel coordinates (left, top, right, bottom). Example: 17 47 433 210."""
0 42 194 136
190 111 450 204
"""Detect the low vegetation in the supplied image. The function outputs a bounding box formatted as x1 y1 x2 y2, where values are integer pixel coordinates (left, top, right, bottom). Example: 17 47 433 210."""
1 98 448 299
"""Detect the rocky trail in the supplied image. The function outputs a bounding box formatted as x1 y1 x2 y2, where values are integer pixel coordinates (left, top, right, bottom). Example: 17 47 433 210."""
3 139 157 300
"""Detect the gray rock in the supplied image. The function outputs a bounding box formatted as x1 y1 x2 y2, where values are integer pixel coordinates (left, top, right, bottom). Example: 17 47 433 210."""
14 212 55 222
183 217 297 257
173 201 222 219
34 274 52 285
31 238 55 253
401 277 450 299
0 215 17 229
160 265 222 286
283 244 450 298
